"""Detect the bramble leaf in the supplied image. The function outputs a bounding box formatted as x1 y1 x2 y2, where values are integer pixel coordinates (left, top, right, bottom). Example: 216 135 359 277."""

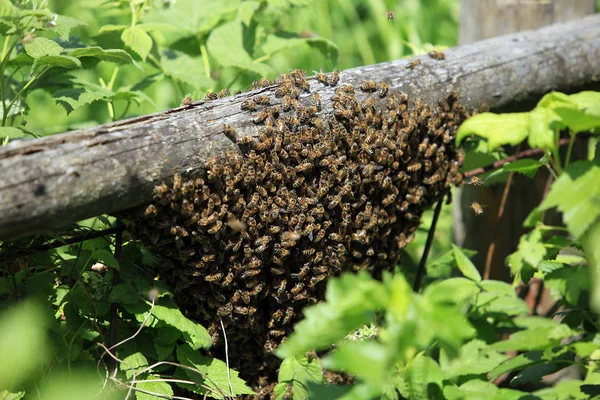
24 37 63 58
109 283 139 304
135 375 173 400
528 106 562 152
274 355 322 400
456 112 529 151
238 1 259 26
262 33 340 64
120 352 149 379
160 50 214 90
46 15 88 40
452 245 481 282
151 304 211 350
502 158 543 178
36 55 81 69
122 27 153 61
68 47 135 65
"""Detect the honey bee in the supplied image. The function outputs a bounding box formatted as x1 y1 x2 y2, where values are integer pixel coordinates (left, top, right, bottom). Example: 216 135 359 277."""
205 91 218 100
290 283 305 295
327 69 340 86
217 303 233 317
425 143 438 158
205 272 223 283
428 50 446 60
217 88 231 98
407 163 422 172
237 135 254 146
269 330 286 338
314 229 326 242
241 268 261 279
241 100 256 111
309 274 327 287
252 78 271 89
253 110 269 124
311 92 322 110
470 201 484 216
469 176 484 186
182 96 193 106
360 80 376 92
405 59 422 70
233 306 253 315
377 82 389 98
207 220 223 234
282 307 295 325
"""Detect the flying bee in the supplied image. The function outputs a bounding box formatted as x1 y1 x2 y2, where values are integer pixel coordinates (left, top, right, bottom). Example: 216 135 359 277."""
377 82 389 98
254 95 270 105
240 100 256 111
217 88 231 98
205 272 223 283
327 69 340 86
407 163 422 172
405 59 422 70
470 201 484 216
205 91 218 100
469 176 484 186
387 10 394 20
360 80 376 92
428 50 446 60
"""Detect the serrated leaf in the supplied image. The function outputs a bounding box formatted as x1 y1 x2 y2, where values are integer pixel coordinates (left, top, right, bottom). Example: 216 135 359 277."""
502 158 543 178
47 15 88 40
475 292 529 317
539 161 600 238
583 221 600 313
238 1 259 25
121 352 149 379
276 355 322 400
528 106 562 152
0 0 20 18
0 127 26 140
151 304 210 350
544 265 590 305
68 47 134 65
92 249 120 270
36 55 81 69
490 325 574 352
262 33 339 64
206 19 272 76
24 37 63 58
324 340 389 386
160 50 214 90
443 340 508 378
53 85 115 114
456 112 529 151
425 277 480 305
176 344 255 398
154 342 175 360
122 27 153 61
135 375 173 399
404 355 447 398
109 283 138 304
452 245 481 282
99 24 128 33
538 91 600 134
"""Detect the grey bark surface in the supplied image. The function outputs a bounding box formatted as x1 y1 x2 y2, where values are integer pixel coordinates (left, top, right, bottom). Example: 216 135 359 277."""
455 0 596 281
1 14 600 241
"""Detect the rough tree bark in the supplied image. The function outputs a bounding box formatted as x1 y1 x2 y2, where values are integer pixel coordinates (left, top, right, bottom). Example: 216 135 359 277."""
455 0 596 281
1 14 599 241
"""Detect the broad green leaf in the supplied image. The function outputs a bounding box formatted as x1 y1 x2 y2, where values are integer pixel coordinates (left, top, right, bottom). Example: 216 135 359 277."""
92 249 119 270
510 362 566 387
238 1 259 25
502 158 543 178
539 161 600 238
120 352 149 379
177 344 254 398
0 1 20 18
150 303 210 349
538 91 600 133
456 112 529 151
206 19 272 76
48 15 88 40
488 351 544 380
99 24 128 33
122 27 153 61
520 229 546 268
156 327 181 346
36 55 81 69
0 302 48 390
275 355 322 400
528 106 562 152
136 375 173 400
324 341 389 386
476 292 528 317
136 22 176 33
452 245 481 282
444 380 502 400
490 325 575 352
0 127 26 140
404 355 447 398
109 283 139 304
545 265 590 305
154 342 175 360
160 50 214 90
276 271 388 358
425 277 480 306
569 91 600 117
262 33 340 64
583 221 600 313
68 47 134 65
442 340 508 378
24 37 63 58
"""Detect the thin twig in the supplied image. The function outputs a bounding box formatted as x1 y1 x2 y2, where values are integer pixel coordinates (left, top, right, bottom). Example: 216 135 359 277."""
540 172 554 224
220 318 234 398
109 224 123 374
483 167 516 280
413 199 444 292
463 137 574 178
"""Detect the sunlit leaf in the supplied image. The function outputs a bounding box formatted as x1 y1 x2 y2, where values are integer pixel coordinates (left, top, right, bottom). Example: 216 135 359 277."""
136 375 173 400
24 37 63 58
451 245 481 282
122 27 153 61
275 355 322 400
456 112 529 151
502 158 543 178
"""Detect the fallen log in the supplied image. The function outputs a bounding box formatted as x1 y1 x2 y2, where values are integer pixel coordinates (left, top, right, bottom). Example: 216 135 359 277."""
1 14 599 241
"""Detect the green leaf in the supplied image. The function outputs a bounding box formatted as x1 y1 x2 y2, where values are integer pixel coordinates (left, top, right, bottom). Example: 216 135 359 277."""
488 351 544 380
206 19 272 76
425 277 480 306
545 265 590 305
510 362 566 387
24 37 63 58
39 370 120 400
502 158 543 178
456 112 530 151
276 271 389 358
0 127 27 140
99 24 128 33
583 221 600 313
275 355 322 400
539 161 600 238
36 55 81 69
404 355 447 398
324 341 389 386
442 340 508 378
48 15 88 40
92 249 120 270
0 1 20 18
160 50 214 90
151 304 211 350
262 33 340 64
109 283 139 304
122 27 153 61
528 106 562 152
238 1 260 25
538 91 600 133
0 302 48 390
177 344 255 398
490 325 575 352
452 245 481 282
136 375 174 400
154 342 175 360
68 47 134 65
120 352 149 379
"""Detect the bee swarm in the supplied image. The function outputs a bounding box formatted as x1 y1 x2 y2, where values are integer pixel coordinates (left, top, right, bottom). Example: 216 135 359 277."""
122 69 471 388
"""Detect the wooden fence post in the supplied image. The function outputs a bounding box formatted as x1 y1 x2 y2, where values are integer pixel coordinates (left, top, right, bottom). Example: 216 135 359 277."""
455 0 596 281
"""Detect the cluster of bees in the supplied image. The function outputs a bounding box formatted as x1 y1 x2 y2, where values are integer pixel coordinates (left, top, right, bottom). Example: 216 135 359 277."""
123 69 472 387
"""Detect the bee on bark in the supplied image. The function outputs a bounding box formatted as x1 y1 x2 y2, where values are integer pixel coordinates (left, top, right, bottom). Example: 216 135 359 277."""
182 96 193 106
253 110 269 125
406 59 422 70
240 100 256 111
217 88 231 98
377 82 389 98
254 95 270 105
470 201 484 216
205 91 218 100
315 71 328 84
311 92 322 110
360 80 376 92
327 69 340 86
252 78 271 89
428 50 446 60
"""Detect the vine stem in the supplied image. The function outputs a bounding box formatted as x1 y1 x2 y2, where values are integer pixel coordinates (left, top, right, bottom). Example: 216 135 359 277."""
2 67 48 126
565 134 576 167
412 198 444 292
109 224 123 374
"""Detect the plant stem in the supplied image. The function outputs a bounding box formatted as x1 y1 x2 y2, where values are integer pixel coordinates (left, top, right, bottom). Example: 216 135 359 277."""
413 199 444 292
200 43 211 79
565 133 575 167
2 67 47 126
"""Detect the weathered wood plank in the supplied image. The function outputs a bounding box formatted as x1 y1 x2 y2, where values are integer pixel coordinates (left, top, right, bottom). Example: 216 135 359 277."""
1 14 600 240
